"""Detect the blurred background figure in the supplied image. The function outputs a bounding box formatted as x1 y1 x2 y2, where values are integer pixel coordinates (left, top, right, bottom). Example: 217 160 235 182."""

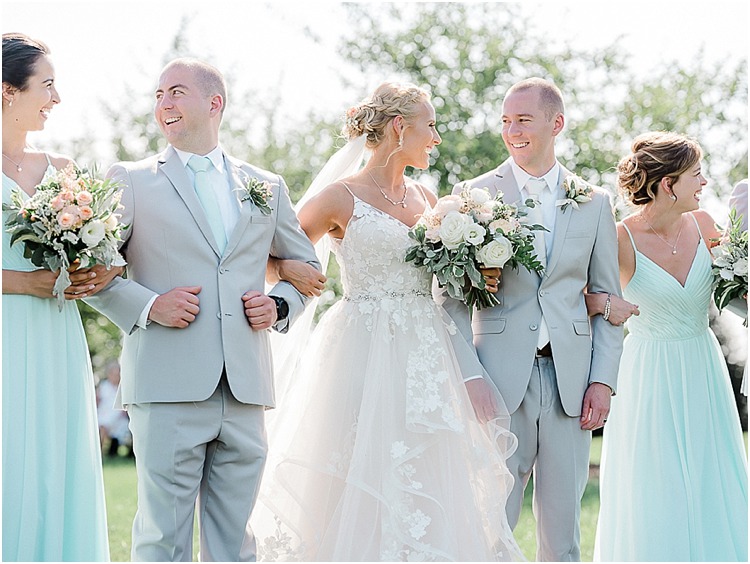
96 361 131 457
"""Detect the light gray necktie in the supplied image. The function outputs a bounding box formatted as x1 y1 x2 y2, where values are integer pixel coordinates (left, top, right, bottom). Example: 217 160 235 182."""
525 177 548 268
187 155 227 253
525 177 550 348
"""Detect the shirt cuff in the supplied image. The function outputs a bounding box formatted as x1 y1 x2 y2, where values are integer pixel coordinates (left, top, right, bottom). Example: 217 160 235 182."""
136 295 159 329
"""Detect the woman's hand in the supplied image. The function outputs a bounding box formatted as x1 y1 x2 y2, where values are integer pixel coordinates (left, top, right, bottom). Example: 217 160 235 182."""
584 292 640 326
67 264 124 299
273 258 326 297
479 267 501 293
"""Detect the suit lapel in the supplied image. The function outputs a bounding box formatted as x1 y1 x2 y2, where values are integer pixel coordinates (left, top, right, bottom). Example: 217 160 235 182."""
159 147 222 257
493 160 521 204
544 167 573 279
224 157 256 257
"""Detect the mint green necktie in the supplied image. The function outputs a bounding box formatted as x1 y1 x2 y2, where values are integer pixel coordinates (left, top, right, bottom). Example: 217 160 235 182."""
187 155 227 253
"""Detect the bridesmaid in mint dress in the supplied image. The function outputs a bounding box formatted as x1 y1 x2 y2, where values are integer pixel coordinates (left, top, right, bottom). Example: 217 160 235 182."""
592 132 748 561
2 33 120 561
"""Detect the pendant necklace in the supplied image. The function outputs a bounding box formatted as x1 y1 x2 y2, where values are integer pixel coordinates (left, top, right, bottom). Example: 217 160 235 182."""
2 150 27 173
367 170 408 208
641 212 683 255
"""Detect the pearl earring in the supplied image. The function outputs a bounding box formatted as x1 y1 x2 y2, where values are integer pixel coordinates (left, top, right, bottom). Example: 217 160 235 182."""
671 194 677 200
7 99 12 108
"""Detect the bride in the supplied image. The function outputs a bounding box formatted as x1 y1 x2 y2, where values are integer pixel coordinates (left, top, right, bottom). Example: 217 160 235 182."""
247 82 523 561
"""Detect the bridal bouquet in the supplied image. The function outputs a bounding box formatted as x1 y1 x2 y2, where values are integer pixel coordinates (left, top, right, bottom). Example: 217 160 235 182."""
711 208 748 323
406 186 546 310
3 164 127 310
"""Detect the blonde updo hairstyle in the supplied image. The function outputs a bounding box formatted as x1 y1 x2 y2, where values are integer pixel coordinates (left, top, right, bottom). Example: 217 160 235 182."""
343 82 430 149
618 131 702 206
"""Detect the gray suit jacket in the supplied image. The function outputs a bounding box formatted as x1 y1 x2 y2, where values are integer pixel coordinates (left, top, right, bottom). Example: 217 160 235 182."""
438 159 623 416
87 146 319 407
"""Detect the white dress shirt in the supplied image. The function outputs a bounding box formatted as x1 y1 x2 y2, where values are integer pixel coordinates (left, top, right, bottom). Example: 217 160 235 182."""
509 159 562 349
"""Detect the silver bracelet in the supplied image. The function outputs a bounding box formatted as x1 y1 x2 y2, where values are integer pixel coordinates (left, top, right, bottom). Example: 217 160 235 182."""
603 293 612 321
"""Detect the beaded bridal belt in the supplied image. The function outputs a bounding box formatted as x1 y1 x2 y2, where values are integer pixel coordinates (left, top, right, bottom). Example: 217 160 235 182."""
342 290 430 302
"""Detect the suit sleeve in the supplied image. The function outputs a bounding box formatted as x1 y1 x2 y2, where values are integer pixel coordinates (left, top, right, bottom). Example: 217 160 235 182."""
84 164 159 334
267 175 321 333
587 191 624 392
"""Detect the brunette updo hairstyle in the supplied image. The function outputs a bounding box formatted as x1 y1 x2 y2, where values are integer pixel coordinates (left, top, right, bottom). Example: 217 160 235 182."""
343 82 430 148
2 32 50 92
617 131 702 206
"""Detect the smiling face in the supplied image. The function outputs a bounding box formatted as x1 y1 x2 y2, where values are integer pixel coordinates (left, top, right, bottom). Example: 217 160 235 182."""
400 101 441 169
7 54 59 132
501 86 563 177
668 160 707 212
154 62 222 154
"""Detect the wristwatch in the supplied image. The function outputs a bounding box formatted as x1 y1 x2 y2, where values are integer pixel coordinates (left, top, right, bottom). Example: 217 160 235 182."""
271 296 289 322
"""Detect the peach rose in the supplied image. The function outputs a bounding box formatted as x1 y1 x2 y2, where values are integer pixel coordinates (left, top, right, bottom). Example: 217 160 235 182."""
76 190 93 205
78 206 94 221
57 211 77 229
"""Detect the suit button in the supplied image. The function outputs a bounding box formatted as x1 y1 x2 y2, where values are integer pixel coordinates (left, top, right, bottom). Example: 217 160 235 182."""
216 312 222 319
539 290 545 297
219 267 225 274
530 324 538 331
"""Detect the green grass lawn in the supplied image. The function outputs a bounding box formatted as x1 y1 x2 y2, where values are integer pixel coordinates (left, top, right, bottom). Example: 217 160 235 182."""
103 437 608 561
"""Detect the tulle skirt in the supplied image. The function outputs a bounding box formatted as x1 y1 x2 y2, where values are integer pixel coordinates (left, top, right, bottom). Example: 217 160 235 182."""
249 294 523 561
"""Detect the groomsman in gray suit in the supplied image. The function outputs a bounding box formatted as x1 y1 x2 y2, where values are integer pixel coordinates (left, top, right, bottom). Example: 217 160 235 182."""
87 58 320 561
439 78 623 561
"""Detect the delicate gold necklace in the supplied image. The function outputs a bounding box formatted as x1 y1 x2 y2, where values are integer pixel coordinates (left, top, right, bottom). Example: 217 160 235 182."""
641 212 683 255
366 170 408 208
2 150 27 172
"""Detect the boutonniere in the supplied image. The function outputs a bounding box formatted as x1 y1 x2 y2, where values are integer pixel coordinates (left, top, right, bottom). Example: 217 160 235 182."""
238 177 274 215
556 175 593 212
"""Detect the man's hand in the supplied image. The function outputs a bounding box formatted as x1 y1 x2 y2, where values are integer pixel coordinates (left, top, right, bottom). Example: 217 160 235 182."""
242 290 277 330
465 378 499 423
479 267 501 293
580 382 612 431
148 286 201 328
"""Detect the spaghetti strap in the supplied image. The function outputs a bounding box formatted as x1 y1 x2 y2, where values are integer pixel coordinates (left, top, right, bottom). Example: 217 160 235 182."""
687 212 702 241
44 153 53 167
622 222 638 252
338 181 357 202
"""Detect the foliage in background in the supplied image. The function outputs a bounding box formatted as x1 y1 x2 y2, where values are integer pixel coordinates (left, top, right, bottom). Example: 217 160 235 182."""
54 5 745 409
339 2 747 196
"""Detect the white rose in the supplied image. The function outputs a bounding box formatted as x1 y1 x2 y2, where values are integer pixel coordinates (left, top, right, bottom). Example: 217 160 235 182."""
81 220 106 247
434 195 463 216
463 221 487 246
104 213 119 231
469 188 491 205
476 236 513 268
438 211 468 249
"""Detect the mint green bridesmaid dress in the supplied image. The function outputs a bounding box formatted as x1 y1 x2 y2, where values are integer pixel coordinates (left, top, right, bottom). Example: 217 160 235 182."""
595 217 748 561
2 166 109 561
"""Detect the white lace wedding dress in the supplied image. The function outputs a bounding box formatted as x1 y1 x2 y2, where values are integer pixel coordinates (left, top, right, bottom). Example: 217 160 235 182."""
248 192 523 561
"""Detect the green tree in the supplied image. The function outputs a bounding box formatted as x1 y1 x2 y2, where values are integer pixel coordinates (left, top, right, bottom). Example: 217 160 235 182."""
340 3 747 196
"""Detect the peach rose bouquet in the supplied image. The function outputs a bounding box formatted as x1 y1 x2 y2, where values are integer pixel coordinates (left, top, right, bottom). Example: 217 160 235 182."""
406 186 546 310
3 164 127 309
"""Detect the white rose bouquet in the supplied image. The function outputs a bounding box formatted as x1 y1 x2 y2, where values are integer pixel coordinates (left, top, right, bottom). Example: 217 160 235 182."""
3 164 127 310
406 186 546 310
711 208 748 324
